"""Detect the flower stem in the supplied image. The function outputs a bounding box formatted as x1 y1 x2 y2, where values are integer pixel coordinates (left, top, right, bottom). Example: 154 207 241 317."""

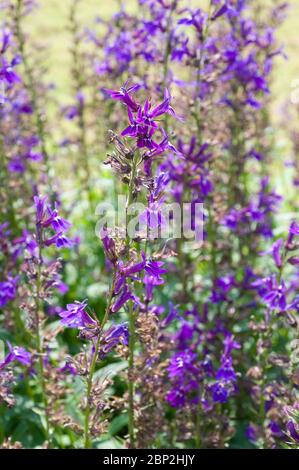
83 270 116 449
125 150 140 447
35 230 51 445
128 300 136 448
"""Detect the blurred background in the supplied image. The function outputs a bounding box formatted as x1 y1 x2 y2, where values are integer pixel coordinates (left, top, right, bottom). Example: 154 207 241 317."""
21 0 299 222
26 0 299 113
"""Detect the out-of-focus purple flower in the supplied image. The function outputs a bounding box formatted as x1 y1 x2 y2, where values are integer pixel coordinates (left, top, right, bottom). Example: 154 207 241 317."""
1 26 11 54
211 275 235 303
287 220 299 246
261 238 284 268
211 332 239 404
59 362 77 376
178 9 207 34
287 420 299 443
246 424 258 443
0 275 19 307
167 351 201 408
212 4 228 21
210 382 229 403
0 342 31 370
0 56 20 85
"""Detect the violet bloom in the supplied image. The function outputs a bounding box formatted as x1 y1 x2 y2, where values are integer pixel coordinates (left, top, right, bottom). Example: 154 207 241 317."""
144 258 167 284
46 204 71 233
287 220 299 246
0 27 20 97
0 55 20 86
98 323 129 358
110 285 134 314
167 351 201 409
104 83 141 112
178 9 207 34
212 4 228 21
34 196 72 248
210 382 229 403
44 232 73 249
1 27 11 54
107 84 177 151
211 333 239 404
287 421 299 443
59 362 77 376
0 342 31 370
34 196 70 233
252 275 287 311
261 238 283 269
0 275 19 307
59 300 98 330
101 229 117 264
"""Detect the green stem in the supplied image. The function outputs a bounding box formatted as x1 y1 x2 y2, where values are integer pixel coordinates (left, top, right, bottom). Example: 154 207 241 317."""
128 301 136 448
126 152 139 245
125 150 140 447
83 270 116 449
35 233 51 445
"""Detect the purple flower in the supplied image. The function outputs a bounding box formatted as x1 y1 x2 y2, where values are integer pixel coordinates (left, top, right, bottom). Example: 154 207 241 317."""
252 275 287 311
287 220 299 246
108 85 178 151
101 229 117 264
178 9 207 34
110 285 134 313
46 204 71 233
99 323 129 357
0 342 31 370
44 232 73 249
0 56 20 85
246 424 258 443
210 382 229 403
59 300 98 330
59 362 77 376
0 275 19 307
261 238 284 268
287 420 299 443
104 83 141 112
1 27 11 54
34 196 72 248
212 4 228 21
167 351 201 409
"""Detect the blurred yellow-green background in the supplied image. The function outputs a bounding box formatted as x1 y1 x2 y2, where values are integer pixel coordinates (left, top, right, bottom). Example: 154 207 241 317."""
20 0 299 115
